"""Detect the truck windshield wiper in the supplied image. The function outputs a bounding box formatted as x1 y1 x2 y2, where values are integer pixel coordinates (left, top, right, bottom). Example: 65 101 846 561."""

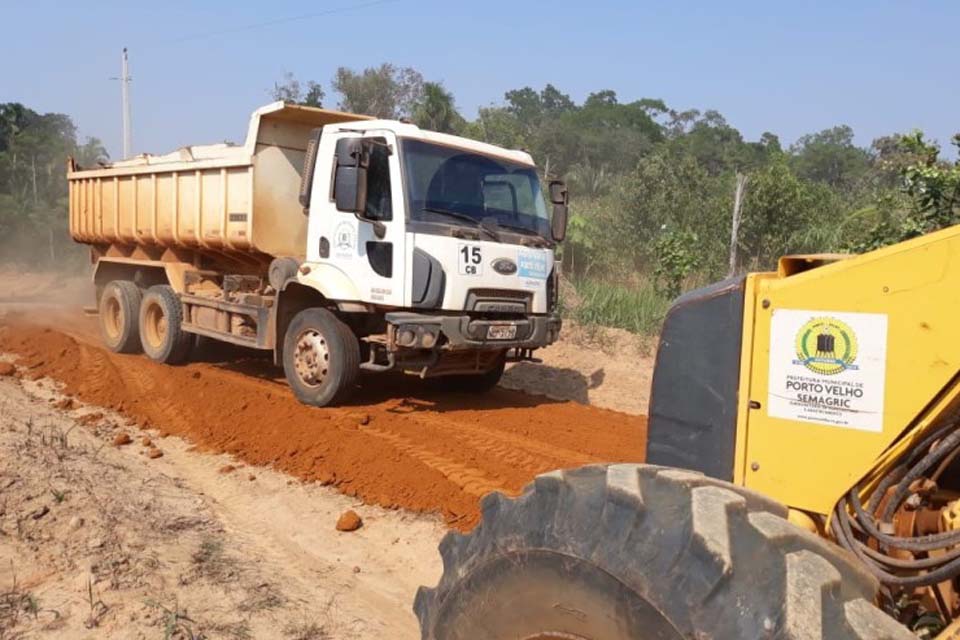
487 221 550 246
493 222 539 237
422 207 500 242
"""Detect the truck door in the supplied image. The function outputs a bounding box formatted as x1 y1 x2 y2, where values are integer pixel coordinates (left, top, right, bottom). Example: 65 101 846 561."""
306 131 406 307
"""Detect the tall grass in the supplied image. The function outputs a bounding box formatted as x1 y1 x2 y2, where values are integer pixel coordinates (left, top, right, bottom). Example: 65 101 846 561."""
567 278 671 335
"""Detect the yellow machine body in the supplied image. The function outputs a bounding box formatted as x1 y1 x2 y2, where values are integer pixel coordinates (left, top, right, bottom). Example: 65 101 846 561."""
734 225 960 515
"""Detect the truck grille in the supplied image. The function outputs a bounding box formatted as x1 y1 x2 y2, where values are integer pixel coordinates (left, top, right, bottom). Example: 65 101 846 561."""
465 289 532 314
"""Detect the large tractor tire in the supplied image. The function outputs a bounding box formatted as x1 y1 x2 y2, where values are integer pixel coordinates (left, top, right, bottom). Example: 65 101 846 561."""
415 464 913 640
282 307 360 407
139 285 193 365
98 280 143 354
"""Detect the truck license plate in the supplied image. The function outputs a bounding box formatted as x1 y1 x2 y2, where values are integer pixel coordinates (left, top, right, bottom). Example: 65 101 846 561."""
487 324 517 340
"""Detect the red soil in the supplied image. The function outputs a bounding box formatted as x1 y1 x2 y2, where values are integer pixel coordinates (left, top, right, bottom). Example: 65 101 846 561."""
0 314 647 530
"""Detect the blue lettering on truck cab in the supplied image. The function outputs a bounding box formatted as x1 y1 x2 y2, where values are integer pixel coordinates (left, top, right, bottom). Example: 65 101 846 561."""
518 250 548 279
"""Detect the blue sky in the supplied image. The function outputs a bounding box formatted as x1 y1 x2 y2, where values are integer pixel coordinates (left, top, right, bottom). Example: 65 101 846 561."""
3 1 957 159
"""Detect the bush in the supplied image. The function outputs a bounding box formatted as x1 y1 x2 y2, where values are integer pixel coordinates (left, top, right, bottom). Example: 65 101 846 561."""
652 229 700 297
566 278 671 335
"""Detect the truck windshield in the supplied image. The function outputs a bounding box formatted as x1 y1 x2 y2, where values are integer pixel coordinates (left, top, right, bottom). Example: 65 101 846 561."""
400 139 549 239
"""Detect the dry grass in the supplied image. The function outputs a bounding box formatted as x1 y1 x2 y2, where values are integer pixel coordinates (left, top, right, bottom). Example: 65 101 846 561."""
83 577 108 630
144 599 198 640
0 569 47 640
191 539 240 583
284 621 332 640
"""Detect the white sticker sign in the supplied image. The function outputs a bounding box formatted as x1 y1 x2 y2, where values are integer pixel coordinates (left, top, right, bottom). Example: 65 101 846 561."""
767 310 888 432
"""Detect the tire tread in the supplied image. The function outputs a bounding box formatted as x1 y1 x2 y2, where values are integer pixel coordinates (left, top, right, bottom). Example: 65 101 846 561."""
99 280 143 354
416 463 909 640
139 285 192 364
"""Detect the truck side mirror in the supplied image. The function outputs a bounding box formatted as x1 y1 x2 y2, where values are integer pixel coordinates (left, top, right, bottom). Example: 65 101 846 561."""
548 180 569 242
333 138 371 214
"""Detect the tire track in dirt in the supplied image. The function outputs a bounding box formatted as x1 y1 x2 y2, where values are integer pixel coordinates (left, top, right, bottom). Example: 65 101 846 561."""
360 424 504 499
387 403 604 467
370 406 604 491
0 310 647 529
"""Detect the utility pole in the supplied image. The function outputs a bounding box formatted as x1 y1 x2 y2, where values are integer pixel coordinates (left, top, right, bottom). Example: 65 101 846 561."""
727 172 749 278
120 48 132 159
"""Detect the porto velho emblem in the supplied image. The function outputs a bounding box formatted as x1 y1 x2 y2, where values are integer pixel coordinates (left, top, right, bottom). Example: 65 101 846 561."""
794 317 859 375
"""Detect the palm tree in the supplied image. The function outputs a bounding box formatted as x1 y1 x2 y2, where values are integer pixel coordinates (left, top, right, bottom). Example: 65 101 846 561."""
413 82 463 134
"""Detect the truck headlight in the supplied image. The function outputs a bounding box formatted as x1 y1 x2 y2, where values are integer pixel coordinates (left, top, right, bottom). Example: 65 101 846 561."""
398 327 418 347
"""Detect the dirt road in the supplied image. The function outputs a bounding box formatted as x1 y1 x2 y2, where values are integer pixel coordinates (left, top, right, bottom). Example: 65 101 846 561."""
0 308 647 530
0 270 649 637
0 369 444 638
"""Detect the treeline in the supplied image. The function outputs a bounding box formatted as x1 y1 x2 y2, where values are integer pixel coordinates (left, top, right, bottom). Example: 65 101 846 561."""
2 64 957 334
0 104 108 266
275 65 960 306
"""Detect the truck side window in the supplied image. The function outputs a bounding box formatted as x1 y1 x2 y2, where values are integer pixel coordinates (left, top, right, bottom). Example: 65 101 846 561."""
365 138 392 221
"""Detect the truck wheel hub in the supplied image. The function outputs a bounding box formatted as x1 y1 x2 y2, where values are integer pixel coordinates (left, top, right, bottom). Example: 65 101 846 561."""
144 302 168 349
294 330 329 387
103 297 122 339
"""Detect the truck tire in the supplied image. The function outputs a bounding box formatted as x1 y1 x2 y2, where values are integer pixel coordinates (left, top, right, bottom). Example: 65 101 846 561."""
138 285 193 364
415 464 913 640
98 280 143 354
439 354 506 393
282 307 360 407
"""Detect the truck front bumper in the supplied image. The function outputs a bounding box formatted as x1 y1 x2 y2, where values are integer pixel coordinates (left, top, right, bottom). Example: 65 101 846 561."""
384 312 562 351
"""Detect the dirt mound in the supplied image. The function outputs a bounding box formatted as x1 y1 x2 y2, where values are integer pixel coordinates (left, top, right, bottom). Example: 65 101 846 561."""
0 315 647 530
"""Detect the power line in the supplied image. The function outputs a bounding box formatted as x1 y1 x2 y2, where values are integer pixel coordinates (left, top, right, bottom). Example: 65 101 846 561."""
160 0 400 46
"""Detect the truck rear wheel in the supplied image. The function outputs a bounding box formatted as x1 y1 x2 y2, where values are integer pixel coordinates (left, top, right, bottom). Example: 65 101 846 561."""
415 464 913 640
139 285 193 364
282 308 360 407
99 280 143 354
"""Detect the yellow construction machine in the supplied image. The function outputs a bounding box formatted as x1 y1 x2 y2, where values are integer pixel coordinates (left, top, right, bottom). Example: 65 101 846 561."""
416 224 960 639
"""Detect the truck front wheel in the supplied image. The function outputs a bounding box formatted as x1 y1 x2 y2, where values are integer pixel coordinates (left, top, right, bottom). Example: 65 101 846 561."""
415 464 914 640
139 285 193 364
99 280 143 354
282 308 360 407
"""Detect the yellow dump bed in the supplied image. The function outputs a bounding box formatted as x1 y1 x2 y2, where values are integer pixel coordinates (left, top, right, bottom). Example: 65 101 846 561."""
68 102 369 261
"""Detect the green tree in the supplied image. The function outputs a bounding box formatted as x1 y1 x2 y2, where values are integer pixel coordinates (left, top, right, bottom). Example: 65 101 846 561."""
737 161 835 268
75 137 109 168
0 102 91 264
412 82 464 133
620 149 726 251
672 110 749 175
504 84 575 132
460 106 527 150
332 63 424 118
270 72 324 107
851 132 960 251
563 92 662 168
790 125 870 192
653 229 701 297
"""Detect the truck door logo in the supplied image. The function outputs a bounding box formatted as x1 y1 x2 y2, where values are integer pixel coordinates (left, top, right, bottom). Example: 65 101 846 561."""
334 221 356 259
458 244 482 275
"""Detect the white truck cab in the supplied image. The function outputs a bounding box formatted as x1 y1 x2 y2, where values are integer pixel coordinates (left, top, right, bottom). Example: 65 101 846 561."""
67 103 567 406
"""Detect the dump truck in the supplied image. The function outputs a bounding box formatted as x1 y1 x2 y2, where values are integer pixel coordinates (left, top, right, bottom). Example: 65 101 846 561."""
416 228 960 638
67 102 567 406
